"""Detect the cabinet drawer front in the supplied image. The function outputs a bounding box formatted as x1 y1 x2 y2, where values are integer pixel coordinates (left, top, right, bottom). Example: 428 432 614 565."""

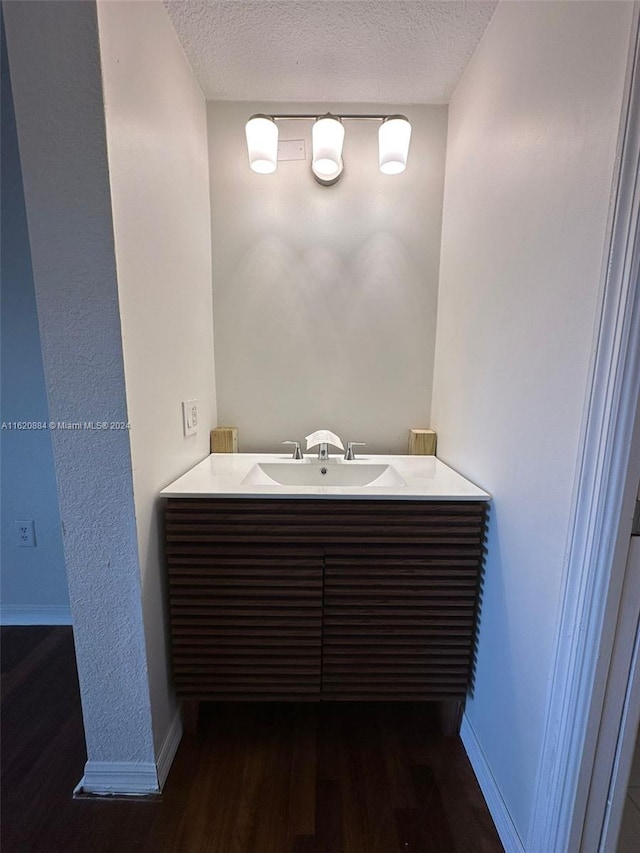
166 544 323 699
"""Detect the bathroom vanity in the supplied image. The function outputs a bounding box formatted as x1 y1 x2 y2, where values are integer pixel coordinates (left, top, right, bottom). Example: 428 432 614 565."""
161 454 489 733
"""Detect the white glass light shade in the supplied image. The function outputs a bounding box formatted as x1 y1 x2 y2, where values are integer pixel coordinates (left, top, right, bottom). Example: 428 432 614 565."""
312 115 345 183
378 115 411 175
245 115 278 174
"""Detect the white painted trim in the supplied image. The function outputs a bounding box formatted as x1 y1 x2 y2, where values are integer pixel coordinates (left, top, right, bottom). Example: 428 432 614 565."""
0 604 72 625
156 705 183 790
598 541 640 852
76 760 159 795
528 9 640 852
77 705 184 795
460 714 525 853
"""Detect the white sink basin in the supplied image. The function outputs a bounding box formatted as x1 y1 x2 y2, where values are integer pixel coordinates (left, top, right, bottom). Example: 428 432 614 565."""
242 460 407 488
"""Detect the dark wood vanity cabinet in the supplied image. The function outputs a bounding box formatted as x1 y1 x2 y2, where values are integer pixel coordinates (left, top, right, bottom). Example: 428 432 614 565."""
165 498 487 716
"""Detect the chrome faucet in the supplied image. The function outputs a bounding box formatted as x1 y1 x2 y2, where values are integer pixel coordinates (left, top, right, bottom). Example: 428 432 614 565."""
305 429 344 460
344 441 366 460
282 440 303 459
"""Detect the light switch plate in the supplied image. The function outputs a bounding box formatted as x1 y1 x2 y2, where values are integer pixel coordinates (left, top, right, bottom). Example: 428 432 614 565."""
182 399 198 437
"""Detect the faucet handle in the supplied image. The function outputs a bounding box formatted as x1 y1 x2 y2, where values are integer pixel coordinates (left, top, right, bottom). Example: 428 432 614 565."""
282 440 303 460
344 442 366 461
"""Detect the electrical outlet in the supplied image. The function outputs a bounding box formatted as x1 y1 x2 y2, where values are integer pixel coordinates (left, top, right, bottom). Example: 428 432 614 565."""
182 399 198 437
15 520 36 548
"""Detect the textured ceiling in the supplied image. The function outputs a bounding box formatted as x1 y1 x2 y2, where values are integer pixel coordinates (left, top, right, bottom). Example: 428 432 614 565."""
164 1 497 104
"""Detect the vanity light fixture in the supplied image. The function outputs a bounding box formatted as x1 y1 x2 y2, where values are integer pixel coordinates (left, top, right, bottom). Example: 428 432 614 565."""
311 115 345 186
245 114 278 174
245 112 411 186
379 115 412 175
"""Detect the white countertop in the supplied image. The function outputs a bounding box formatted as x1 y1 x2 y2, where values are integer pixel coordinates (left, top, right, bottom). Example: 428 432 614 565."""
160 453 491 501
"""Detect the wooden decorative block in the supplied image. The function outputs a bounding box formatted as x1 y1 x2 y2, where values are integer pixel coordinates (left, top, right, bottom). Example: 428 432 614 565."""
408 428 437 455
210 427 238 453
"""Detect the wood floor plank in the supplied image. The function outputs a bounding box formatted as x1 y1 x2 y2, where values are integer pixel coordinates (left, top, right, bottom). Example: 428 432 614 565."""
343 705 399 853
395 807 433 852
192 706 252 853
1 626 55 674
315 779 343 853
287 704 317 840
312 705 345 853
411 764 458 850
376 704 418 811
292 835 322 853
244 706 294 853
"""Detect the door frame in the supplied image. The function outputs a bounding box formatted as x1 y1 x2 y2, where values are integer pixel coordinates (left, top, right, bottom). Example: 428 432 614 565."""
590 526 640 850
527 7 640 850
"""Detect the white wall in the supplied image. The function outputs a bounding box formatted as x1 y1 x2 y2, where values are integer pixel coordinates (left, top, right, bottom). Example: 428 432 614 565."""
96 0 216 755
208 102 447 453
3 0 157 784
1 19 69 625
431 0 634 843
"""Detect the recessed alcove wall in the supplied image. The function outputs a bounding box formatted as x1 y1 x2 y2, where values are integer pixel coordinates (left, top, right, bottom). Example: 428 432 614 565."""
208 102 447 453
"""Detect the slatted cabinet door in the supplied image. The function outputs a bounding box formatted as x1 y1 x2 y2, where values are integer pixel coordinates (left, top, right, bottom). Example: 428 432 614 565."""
166 541 324 701
322 544 482 700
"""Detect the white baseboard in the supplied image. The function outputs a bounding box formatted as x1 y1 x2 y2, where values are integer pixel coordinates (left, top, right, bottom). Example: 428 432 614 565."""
460 713 525 853
75 760 160 795
74 708 183 796
0 604 72 625
156 705 183 789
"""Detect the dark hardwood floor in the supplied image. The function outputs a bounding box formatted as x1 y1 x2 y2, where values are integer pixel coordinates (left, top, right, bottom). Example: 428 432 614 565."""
1 627 503 853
